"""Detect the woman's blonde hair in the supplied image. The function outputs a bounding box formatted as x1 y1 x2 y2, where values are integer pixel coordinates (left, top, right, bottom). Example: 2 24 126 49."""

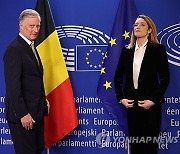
127 15 159 49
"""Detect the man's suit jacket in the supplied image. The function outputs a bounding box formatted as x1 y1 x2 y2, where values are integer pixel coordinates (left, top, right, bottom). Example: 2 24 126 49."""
4 35 48 123
114 42 170 105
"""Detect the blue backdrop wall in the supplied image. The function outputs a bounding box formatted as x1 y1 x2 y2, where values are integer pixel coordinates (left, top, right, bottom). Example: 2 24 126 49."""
0 0 179 154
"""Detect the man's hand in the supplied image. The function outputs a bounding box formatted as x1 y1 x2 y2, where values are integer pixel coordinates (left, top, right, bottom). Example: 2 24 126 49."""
20 114 35 130
120 99 134 108
46 99 50 115
138 100 155 109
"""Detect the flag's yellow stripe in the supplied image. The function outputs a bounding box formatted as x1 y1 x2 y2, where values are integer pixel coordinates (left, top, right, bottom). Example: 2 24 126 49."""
37 31 68 95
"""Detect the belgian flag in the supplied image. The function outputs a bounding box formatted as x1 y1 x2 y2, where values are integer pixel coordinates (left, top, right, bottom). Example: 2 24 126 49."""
35 0 78 148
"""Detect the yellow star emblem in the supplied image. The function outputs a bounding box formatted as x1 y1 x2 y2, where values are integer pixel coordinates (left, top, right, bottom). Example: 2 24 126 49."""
100 67 106 74
109 37 117 46
122 31 130 39
103 81 112 90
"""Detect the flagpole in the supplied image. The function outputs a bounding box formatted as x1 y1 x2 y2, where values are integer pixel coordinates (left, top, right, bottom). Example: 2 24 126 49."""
47 148 50 154
127 139 130 154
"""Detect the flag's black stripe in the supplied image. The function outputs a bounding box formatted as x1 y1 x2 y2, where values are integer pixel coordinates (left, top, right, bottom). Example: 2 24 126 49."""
35 0 55 46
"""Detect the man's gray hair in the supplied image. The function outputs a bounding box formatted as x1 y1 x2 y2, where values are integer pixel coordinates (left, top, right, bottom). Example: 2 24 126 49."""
19 9 41 22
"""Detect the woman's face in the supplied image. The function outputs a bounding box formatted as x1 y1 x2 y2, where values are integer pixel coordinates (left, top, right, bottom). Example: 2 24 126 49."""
133 18 151 39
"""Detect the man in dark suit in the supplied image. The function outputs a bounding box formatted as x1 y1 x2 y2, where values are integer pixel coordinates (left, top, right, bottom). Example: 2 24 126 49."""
4 9 49 154
114 15 170 154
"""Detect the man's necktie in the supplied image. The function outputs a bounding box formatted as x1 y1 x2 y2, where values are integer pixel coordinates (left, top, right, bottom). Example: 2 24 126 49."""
30 42 39 65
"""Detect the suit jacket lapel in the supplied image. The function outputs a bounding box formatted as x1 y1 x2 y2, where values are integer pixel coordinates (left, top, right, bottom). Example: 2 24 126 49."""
35 47 43 76
138 43 151 80
17 36 43 75
128 47 135 84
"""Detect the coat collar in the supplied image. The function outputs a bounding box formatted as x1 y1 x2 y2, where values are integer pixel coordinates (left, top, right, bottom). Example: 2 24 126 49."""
16 35 43 75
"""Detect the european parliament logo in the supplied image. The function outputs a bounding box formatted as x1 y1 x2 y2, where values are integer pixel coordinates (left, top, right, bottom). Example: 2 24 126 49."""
56 25 110 71
158 23 180 67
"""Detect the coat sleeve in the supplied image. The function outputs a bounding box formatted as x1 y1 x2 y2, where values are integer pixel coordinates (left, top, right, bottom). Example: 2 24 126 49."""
150 44 170 104
4 45 28 119
114 47 127 101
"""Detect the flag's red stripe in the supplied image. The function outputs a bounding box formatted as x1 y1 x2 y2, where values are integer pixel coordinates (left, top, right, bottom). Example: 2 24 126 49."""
44 78 78 148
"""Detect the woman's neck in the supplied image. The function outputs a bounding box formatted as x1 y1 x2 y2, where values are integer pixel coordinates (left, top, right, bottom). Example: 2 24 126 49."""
136 38 148 47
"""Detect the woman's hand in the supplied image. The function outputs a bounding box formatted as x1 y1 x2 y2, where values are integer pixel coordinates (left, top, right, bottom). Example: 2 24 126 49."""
120 99 134 108
138 100 155 109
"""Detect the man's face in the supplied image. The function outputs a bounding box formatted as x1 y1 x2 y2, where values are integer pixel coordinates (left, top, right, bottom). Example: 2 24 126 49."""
19 16 40 41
